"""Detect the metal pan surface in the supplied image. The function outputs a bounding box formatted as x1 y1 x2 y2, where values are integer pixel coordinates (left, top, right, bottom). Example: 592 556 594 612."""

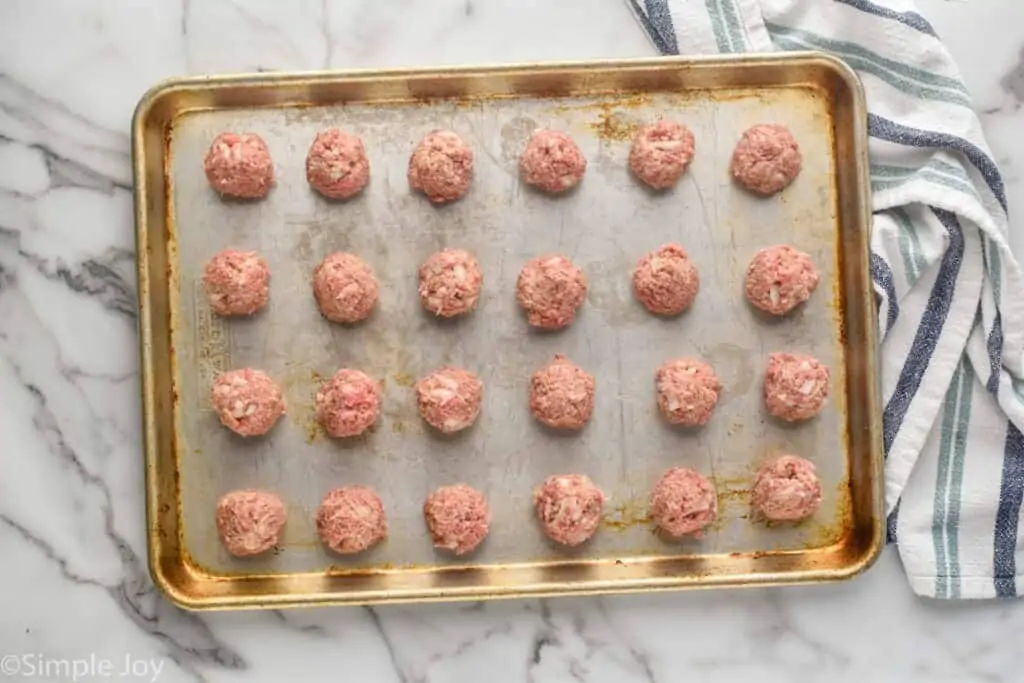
133 54 882 609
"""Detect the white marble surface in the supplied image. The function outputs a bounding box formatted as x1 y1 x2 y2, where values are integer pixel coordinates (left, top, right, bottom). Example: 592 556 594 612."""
2 1 1024 681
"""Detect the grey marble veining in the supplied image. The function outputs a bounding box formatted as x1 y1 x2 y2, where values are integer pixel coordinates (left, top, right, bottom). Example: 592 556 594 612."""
1 1 1023 681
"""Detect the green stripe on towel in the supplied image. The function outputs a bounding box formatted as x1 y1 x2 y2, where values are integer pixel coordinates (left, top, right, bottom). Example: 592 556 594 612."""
933 361 962 598
717 0 749 51
947 360 974 598
704 0 736 52
767 25 973 107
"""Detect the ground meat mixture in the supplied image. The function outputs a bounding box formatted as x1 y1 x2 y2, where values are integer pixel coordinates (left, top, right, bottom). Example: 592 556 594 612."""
315 368 381 438
516 255 587 330
751 455 822 522
730 124 802 195
655 358 721 427
316 486 387 554
744 245 819 316
215 489 287 557
408 130 474 203
529 355 595 430
305 128 370 199
632 243 700 316
533 474 606 546
423 484 491 555
416 367 484 434
764 352 830 421
202 249 270 316
203 132 274 199
519 129 587 193
210 368 285 437
650 468 717 538
312 252 379 324
629 120 696 189
418 248 483 317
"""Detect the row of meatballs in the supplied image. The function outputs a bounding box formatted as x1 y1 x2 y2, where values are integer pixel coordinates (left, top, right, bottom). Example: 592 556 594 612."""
216 457 823 559
202 242 821 324
210 352 829 439
202 121 803 203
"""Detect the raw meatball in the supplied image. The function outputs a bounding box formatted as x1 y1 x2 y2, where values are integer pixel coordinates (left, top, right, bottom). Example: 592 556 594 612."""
516 255 587 330
519 129 586 193
202 249 270 317
316 486 387 554
730 124 802 195
418 248 483 317
215 489 287 557
744 245 819 316
529 355 595 430
408 130 474 203
305 128 370 199
423 484 491 555
629 120 696 189
752 455 822 522
203 132 274 199
210 368 285 437
316 369 381 438
533 474 606 546
313 252 379 324
632 243 700 316
764 352 830 421
416 367 484 434
655 358 721 427
650 468 717 538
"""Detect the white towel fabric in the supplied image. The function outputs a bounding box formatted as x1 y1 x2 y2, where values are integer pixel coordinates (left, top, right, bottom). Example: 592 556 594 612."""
627 0 1024 598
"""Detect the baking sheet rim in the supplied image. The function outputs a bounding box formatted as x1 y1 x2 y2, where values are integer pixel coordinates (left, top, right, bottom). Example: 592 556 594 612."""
133 53 883 610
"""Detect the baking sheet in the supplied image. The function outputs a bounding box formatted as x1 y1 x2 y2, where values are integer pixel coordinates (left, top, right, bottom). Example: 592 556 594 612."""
170 85 849 576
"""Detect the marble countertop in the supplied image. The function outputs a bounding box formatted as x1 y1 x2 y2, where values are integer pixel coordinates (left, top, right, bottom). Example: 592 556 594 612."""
2 1 1024 681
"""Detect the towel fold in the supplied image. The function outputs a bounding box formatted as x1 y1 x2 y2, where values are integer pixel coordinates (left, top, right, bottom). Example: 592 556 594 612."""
627 0 1024 598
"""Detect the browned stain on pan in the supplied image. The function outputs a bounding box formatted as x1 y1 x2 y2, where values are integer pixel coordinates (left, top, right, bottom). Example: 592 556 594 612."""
281 367 323 444
602 499 652 532
588 105 642 143
392 371 416 388
547 94 650 142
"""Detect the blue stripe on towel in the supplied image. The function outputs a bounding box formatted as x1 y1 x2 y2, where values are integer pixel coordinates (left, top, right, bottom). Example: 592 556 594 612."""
887 500 900 543
882 208 964 455
867 114 1007 213
627 0 675 55
994 422 1024 597
984 240 1004 394
988 312 1004 394
871 252 900 334
644 0 680 54
834 0 937 37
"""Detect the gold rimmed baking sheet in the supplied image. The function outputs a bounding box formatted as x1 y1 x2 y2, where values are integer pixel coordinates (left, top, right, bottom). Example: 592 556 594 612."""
133 54 881 610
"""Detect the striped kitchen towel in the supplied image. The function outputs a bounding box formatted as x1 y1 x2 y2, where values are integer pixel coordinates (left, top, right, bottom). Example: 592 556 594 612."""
627 0 1024 598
